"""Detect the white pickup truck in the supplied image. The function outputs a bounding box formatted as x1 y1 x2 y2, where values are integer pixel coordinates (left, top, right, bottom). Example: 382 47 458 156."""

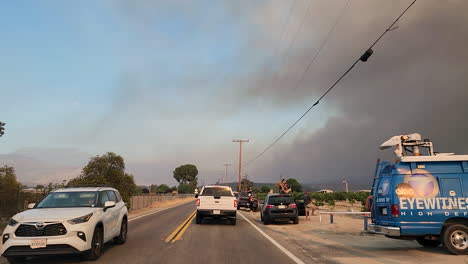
195 185 237 225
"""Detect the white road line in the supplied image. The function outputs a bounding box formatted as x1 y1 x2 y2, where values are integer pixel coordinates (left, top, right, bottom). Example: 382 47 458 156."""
129 200 195 222
238 212 306 264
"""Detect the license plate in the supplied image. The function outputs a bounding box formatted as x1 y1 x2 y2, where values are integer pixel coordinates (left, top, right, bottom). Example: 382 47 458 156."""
213 210 220 215
30 239 47 249
381 207 388 215
278 205 286 209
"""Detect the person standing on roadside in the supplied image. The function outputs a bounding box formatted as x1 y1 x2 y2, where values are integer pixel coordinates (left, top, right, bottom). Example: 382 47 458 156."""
303 191 317 220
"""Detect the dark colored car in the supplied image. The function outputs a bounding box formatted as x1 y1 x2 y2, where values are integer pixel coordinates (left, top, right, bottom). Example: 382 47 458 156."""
295 198 306 216
260 194 299 225
237 192 259 212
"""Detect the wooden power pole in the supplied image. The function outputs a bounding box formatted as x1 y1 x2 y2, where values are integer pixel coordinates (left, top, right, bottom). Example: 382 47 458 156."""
233 139 249 192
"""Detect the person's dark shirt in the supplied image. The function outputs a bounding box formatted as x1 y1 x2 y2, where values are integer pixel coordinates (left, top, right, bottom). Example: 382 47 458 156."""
303 193 311 205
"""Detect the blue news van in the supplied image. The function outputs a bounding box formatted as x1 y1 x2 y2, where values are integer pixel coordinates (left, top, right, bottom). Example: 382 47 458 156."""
368 134 468 255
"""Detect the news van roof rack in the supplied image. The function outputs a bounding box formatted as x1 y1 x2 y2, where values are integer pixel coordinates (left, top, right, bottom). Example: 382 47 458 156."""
379 133 435 157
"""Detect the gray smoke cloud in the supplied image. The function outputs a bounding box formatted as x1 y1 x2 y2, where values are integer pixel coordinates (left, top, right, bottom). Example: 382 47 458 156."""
244 0 468 186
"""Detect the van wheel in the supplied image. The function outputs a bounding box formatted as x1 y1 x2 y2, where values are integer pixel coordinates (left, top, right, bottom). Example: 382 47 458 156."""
114 218 128 244
416 237 441 248
230 218 237 225
443 224 468 255
6 256 26 264
84 226 103 261
196 214 202 224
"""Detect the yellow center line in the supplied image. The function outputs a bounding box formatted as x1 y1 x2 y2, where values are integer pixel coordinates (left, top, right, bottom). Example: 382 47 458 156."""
164 211 196 243
171 213 196 243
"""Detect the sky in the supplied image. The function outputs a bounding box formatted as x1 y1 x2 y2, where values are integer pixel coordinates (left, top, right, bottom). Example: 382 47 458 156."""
1 0 467 187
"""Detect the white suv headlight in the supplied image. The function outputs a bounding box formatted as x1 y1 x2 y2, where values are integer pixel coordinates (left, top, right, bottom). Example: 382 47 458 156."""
8 218 19 226
67 213 93 225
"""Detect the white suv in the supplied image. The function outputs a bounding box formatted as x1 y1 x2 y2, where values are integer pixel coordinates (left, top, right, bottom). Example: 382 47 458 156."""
1 187 128 263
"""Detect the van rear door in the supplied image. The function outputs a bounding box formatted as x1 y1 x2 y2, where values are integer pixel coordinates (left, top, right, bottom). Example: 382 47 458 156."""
374 176 392 223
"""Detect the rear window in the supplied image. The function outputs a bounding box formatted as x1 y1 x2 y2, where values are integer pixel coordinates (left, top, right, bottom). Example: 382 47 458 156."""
201 187 233 197
268 195 294 205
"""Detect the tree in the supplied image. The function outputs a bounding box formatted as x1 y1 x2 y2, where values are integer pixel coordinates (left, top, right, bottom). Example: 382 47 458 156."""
286 178 302 192
0 166 21 216
156 184 170 194
261 185 271 193
177 184 192 194
68 152 137 203
150 184 158 193
241 179 253 191
173 164 198 194
173 164 198 185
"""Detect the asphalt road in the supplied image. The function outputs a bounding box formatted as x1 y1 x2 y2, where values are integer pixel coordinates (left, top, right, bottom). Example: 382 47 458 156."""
1 202 296 264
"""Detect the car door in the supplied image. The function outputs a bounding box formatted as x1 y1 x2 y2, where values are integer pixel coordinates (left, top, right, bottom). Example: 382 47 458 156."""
106 191 120 237
99 191 114 242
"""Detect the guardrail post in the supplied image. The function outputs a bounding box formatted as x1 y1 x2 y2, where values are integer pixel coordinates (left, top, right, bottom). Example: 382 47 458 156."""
364 215 368 231
330 213 334 224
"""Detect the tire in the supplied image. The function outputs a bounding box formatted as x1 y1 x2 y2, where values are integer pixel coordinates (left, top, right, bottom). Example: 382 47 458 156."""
293 217 299 224
263 215 270 225
6 257 26 264
443 224 468 255
196 214 202 224
84 226 104 261
114 217 128 245
231 218 237 225
260 213 264 222
416 237 441 248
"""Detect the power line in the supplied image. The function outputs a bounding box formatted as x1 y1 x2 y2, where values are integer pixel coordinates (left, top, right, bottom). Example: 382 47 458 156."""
288 0 352 95
255 0 298 107
246 0 417 167
268 0 315 89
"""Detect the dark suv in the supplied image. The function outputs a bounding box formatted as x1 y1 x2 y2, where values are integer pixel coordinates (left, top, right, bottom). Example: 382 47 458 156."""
260 194 299 225
237 192 258 212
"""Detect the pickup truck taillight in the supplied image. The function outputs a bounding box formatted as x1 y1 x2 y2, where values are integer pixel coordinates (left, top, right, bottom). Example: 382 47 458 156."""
196 199 200 206
391 204 399 217
289 204 297 208
234 200 238 208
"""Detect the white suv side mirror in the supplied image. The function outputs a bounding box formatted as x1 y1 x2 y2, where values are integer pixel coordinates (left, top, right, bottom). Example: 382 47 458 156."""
27 203 36 209
104 201 116 211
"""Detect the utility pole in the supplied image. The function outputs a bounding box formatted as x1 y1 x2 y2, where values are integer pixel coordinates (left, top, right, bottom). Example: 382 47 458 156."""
223 164 231 186
233 139 249 192
343 180 349 193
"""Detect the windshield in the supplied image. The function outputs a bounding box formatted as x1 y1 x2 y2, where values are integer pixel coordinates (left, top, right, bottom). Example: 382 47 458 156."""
268 196 294 205
201 187 233 197
36 191 99 208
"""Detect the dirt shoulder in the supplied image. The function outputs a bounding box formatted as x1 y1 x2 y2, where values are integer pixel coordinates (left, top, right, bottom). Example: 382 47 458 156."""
241 210 468 264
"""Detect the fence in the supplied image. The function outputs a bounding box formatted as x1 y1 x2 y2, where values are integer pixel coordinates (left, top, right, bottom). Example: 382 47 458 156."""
0 189 44 218
319 211 371 231
129 194 194 211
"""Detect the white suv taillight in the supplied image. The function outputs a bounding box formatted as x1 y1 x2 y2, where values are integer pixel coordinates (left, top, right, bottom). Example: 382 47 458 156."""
196 199 200 206
234 200 238 208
